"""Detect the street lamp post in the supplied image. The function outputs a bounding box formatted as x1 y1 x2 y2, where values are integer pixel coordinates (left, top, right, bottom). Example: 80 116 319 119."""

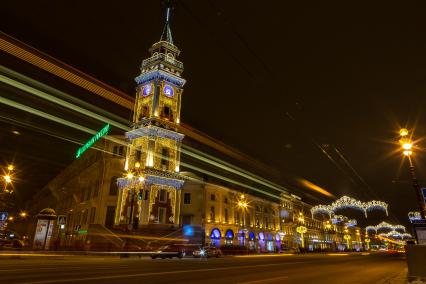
2 164 14 193
399 129 426 220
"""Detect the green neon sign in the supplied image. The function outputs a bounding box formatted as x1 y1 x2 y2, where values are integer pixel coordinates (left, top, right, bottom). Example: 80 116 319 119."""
75 124 110 158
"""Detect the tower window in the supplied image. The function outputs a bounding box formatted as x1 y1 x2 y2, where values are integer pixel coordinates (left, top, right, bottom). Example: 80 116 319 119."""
135 146 142 161
160 106 173 121
141 105 150 118
159 189 167 202
161 147 170 169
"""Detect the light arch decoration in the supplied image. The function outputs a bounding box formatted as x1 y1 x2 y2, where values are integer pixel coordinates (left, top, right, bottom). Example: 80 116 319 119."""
379 231 412 239
311 196 388 218
365 221 406 233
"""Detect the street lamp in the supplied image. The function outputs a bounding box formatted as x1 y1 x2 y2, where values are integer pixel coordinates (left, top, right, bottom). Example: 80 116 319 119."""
398 129 426 220
237 194 248 227
3 175 11 183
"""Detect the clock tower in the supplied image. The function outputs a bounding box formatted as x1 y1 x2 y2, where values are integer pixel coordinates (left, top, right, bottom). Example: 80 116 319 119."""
116 2 185 228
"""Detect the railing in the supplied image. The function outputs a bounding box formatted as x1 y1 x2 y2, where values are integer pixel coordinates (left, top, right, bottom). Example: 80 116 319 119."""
142 53 183 69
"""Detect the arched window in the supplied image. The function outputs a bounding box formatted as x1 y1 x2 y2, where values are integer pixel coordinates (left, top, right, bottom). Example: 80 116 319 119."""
258 232 265 242
109 177 118 196
249 231 256 241
210 228 221 247
210 228 221 239
225 229 234 239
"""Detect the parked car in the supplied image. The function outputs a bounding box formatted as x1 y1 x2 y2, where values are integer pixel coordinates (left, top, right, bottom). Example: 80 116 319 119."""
193 246 222 258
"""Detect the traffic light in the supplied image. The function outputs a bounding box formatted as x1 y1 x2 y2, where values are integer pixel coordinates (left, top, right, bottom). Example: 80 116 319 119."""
138 192 143 201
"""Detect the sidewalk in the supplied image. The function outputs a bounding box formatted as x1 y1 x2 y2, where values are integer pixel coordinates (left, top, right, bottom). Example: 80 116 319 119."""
383 268 426 284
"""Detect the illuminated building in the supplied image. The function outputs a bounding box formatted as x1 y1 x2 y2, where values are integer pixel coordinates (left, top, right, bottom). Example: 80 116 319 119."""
115 5 185 229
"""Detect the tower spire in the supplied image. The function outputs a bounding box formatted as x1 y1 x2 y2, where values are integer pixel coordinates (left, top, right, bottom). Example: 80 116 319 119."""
160 0 175 44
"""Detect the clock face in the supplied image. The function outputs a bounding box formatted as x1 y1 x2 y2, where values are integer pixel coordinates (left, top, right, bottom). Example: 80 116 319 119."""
163 85 174 98
142 84 152 97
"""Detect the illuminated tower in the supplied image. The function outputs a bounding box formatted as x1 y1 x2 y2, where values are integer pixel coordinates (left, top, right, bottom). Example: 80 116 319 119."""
116 3 185 228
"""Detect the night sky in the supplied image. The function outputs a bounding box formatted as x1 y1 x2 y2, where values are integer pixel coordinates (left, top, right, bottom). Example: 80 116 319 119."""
2 1 426 227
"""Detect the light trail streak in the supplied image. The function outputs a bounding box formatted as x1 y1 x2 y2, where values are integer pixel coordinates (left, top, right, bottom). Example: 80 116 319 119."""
181 144 290 194
0 73 129 131
0 65 129 125
0 32 134 109
297 178 335 198
0 96 126 147
180 161 281 200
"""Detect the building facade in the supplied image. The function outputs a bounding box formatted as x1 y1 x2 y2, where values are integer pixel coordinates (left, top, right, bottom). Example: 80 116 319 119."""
46 137 126 248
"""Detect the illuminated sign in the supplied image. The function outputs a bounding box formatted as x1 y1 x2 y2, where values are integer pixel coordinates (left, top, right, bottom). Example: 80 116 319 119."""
75 124 110 158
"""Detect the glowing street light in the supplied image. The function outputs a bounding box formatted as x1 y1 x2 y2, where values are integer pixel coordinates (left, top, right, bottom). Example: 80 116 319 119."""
399 128 408 137
19 211 28 218
3 175 12 183
402 142 412 150
7 165 14 171
297 212 305 223
397 128 426 221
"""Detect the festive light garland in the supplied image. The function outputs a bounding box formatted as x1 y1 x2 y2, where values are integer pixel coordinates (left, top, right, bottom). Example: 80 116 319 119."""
379 230 412 239
365 221 406 233
311 196 388 218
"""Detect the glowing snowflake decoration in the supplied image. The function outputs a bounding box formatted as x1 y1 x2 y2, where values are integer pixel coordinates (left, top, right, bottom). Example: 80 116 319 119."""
408 211 421 222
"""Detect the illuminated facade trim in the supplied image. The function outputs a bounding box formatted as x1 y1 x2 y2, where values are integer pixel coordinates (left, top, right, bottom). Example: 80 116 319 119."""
135 70 186 87
126 125 184 142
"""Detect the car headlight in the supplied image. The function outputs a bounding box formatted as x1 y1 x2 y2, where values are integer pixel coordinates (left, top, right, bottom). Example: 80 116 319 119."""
200 249 206 256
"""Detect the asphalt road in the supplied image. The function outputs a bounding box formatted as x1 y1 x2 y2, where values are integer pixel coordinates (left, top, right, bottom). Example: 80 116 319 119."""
0 252 406 284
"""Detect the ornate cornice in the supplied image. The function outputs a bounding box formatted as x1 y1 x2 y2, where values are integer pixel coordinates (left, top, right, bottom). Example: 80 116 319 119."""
135 69 186 87
126 125 184 142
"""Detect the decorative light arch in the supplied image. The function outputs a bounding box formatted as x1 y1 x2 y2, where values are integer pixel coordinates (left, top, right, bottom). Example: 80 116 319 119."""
379 231 412 239
311 196 388 218
366 221 406 233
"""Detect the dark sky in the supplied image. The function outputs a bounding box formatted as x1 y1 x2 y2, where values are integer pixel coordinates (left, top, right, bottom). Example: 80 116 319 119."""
2 1 426 227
